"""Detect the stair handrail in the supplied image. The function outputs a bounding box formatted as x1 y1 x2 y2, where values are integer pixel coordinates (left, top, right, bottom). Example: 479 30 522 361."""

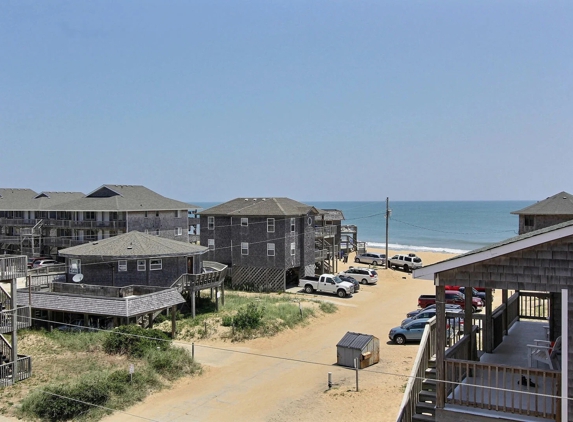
396 316 437 422
0 334 11 363
0 285 11 308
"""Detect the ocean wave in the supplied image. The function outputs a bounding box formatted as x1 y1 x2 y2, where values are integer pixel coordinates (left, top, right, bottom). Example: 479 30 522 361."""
366 242 469 255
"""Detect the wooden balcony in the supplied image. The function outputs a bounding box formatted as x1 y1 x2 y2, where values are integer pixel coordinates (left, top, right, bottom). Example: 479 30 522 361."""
314 226 337 238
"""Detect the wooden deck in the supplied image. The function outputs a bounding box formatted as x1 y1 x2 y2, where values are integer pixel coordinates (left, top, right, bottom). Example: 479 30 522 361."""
446 320 560 421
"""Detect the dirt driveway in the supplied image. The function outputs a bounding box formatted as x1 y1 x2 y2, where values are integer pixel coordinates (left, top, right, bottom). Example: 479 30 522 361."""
102 251 452 422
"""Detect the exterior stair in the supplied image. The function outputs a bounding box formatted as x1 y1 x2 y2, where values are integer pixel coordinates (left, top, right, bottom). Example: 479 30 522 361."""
412 356 437 422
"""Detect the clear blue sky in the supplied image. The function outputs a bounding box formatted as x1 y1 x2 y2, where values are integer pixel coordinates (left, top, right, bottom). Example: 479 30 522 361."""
2 1 571 202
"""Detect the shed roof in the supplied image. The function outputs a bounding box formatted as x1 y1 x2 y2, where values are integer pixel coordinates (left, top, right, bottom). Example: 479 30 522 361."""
58 230 207 258
201 197 323 217
511 191 573 216
336 331 376 350
413 219 573 280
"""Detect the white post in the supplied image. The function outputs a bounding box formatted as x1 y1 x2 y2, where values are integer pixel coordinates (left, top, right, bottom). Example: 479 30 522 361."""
562 289 568 422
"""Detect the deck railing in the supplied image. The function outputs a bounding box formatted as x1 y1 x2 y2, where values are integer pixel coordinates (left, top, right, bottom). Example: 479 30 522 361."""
445 359 560 420
314 226 337 238
396 317 437 422
171 262 228 292
0 356 32 387
0 256 27 279
0 307 32 333
519 291 550 320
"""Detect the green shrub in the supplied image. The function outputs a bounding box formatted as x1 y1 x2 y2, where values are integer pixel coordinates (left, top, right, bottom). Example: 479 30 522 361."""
319 302 338 314
221 315 233 327
103 325 169 358
21 374 110 421
145 347 200 380
233 302 265 329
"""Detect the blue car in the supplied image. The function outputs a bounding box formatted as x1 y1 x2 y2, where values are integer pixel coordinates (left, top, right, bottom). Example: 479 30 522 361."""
389 319 431 345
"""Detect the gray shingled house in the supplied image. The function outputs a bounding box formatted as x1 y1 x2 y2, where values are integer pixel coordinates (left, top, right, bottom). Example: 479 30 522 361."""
200 198 342 291
512 191 573 235
57 230 208 287
19 231 228 329
0 184 198 257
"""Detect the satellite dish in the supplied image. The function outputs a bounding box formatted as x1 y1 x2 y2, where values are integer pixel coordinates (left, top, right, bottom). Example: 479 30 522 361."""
72 274 84 283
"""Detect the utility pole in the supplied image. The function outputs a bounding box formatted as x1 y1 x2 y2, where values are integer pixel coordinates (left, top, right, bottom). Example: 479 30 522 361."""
385 198 390 269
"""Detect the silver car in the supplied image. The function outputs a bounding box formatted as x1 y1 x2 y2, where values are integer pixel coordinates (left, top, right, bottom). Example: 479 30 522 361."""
338 267 378 284
354 252 386 266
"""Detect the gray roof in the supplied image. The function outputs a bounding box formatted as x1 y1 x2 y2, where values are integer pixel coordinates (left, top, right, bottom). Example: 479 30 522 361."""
511 191 573 215
0 188 39 210
45 185 196 212
18 287 185 317
336 331 376 350
0 185 196 212
201 197 322 217
318 209 345 221
58 230 207 258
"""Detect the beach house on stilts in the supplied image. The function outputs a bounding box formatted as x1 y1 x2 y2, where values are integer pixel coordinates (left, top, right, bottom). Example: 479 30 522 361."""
199 198 344 291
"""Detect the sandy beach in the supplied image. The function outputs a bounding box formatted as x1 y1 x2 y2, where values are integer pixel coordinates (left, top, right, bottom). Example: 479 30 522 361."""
101 249 457 422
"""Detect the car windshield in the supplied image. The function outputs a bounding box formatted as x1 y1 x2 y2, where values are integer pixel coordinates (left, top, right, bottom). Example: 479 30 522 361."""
333 275 343 284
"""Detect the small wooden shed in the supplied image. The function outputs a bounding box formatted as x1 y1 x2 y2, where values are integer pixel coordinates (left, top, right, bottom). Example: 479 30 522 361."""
336 331 380 369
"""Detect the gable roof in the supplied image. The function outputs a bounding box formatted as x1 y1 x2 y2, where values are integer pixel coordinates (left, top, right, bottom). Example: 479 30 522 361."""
44 185 196 211
413 219 573 280
58 231 207 258
201 198 323 217
511 191 573 216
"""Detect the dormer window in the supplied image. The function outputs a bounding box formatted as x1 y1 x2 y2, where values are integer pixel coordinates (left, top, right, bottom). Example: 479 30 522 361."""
524 215 534 227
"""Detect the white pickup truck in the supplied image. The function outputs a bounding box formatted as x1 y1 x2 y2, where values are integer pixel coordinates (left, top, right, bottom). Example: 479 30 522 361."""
298 274 354 298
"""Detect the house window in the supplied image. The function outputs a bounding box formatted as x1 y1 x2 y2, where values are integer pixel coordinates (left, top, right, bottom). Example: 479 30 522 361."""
241 242 249 255
69 259 81 274
84 211 95 220
110 212 118 220
267 218 275 233
118 260 127 272
137 260 146 271
175 210 181 218
150 259 162 271
155 211 160 217
144 211 148 218
208 216 215 230
524 215 534 227
308 216 312 226
175 227 183 236
267 243 275 256
290 242 296 256
290 218 296 233
155 229 160 236
241 218 248 227
208 239 215 250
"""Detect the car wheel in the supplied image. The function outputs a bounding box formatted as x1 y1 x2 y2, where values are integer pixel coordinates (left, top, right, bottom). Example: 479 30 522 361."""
472 306 477 313
354 258 360 263
394 334 406 345
361 278 368 284
304 285 314 294
337 289 346 298
403 264 409 273
372 261 378 266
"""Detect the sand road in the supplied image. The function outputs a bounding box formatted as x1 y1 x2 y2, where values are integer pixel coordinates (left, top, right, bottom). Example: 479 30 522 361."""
102 251 452 422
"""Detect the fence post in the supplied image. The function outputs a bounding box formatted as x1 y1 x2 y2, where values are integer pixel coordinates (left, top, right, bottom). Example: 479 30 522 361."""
192 342 195 360
354 358 359 392
328 372 332 389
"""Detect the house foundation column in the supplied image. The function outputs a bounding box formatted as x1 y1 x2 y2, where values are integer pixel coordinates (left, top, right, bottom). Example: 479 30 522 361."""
171 306 176 339
484 288 493 353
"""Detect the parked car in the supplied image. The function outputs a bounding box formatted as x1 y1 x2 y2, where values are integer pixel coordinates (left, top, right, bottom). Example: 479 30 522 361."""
406 304 462 318
388 253 423 272
354 252 386 266
56 319 95 333
389 318 431 345
401 307 464 327
444 285 487 300
31 259 60 269
418 291 484 312
338 275 360 292
27 257 51 269
338 267 378 284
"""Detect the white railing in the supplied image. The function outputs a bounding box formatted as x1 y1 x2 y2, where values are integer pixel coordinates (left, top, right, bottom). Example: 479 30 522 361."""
0 256 27 279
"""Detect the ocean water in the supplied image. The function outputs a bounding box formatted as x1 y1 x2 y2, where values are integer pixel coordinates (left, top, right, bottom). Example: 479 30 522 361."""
191 200 534 254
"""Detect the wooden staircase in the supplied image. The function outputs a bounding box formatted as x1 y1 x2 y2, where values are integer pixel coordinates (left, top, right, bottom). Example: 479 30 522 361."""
413 356 437 422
